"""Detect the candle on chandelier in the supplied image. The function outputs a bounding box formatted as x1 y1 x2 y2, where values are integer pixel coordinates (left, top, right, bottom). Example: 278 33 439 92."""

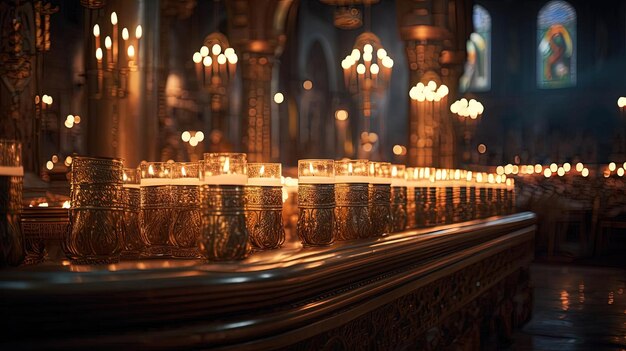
111 12 118 64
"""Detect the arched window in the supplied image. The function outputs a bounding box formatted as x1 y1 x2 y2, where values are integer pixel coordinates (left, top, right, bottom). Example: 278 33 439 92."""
460 5 491 93
537 1 576 88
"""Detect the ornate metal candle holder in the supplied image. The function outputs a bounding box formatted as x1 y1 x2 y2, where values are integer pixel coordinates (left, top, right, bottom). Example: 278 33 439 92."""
245 163 285 250
121 168 143 259
390 165 407 232
406 186 416 229
425 186 437 226
200 153 249 260
139 162 172 258
468 185 477 220
297 159 335 246
369 162 392 236
170 162 202 258
64 156 124 264
334 159 370 240
0 140 24 267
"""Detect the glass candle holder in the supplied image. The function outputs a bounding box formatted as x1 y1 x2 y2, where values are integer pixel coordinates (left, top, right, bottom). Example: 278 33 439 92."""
391 164 407 232
0 140 24 267
199 153 249 260
334 159 370 240
121 167 143 259
169 162 202 258
64 156 124 264
297 159 335 246
139 162 172 257
245 163 285 250
368 162 392 237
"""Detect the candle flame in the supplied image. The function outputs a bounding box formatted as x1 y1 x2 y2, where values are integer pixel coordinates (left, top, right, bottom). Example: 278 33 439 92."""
223 158 230 173
93 24 100 37
148 164 154 175
309 162 314 175
369 163 375 176
62 200 71 209
105 36 112 49
181 166 186 177
122 27 129 40
95 48 103 60
260 165 265 176
348 163 353 175
127 45 135 58
111 12 118 25
123 172 128 182
392 166 398 177
135 25 143 39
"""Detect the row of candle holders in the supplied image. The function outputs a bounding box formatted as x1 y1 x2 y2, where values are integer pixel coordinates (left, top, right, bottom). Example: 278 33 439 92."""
61 155 515 264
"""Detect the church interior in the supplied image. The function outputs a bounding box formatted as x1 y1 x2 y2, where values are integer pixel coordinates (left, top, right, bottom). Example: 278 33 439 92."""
1 0 625 349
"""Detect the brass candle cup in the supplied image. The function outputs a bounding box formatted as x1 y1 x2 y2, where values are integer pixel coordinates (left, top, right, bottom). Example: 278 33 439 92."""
0 140 24 267
64 156 124 264
200 153 249 260
368 162 392 237
297 159 335 246
391 165 407 232
334 159 370 240
245 163 285 250
121 167 143 259
139 162 172 258
170 162 202 258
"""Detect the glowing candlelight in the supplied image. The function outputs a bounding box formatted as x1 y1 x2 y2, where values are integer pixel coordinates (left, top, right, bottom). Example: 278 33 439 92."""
247 163 281 186
298 159 334 184
335 159 368 183
202 153 247 185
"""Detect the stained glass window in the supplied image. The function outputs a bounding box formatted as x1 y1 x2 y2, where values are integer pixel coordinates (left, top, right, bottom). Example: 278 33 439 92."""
460 5 491 93
537 1 576 88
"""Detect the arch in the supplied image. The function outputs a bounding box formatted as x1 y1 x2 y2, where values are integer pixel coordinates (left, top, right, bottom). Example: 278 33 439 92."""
298 34 338 92
460 4 491 93
537 1 576 88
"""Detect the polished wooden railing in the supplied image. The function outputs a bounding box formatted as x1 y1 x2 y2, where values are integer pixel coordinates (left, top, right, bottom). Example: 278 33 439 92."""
0 212 536 350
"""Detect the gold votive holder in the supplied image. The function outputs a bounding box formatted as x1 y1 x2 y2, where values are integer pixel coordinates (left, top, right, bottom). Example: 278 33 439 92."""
64 156 124 264
0 140 24 267
334 159 370 240
391 164 407 232
297 159 335 246
200 153 249 260
245 163 285 250
121 167 143 259
405 167 417 229
139 162 172 258
170 162 202 258
369 161 392 237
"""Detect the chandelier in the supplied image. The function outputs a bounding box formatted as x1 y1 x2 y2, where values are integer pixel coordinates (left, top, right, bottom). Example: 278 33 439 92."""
450 98 484 119
341 32 393 120
408 81 449 102
192 32 238 91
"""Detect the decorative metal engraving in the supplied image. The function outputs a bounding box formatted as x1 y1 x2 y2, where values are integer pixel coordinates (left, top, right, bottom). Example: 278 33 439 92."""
391 186 407 232
200 185 249 260
64 157 124 264
170 185 202 258
245 186 285 250
334 183 370 240
121 187 143 259
140 185 172 257
369 184 392 237
0 175 24 267
406 187 416 230
297 184 335 246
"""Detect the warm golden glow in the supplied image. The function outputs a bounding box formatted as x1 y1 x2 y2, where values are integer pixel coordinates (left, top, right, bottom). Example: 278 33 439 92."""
259 165 265 176
544 168 551 178
105 36 112 49
110 12 118 26
135 25 143 39
576 162 584 172
582 168 589 177
212 44 221 56
392 145 403 155
148 164 154 175
95 48 103 60
223 157 230 173
195 131 204 142
609 162 616 171
217 54 227 65
335 109 348 121
62 200 71 209
203 56 212 67
309 162 315 175
93 24 100 37
356 63 366 74
122 28 129 41
303 80 313 90
477 144 487 154
127 45 135 58
181 166 187 177
200 46 209 57
274 93 284 104
192 52 202 63
181 131 191 142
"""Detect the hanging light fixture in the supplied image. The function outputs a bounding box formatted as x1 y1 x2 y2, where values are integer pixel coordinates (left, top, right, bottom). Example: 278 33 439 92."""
192 32 238 90
342 32 393 107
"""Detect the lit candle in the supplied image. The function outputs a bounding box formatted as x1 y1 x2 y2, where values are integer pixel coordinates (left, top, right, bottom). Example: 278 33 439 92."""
93 24 100 52
391 164 407 187
140 162 170 186
123 167 140 188
369 162 392 184
247 163 281 186
171 162 201 185
202 153 247 185
111 12 118 64
298 159 334 184
105 36 112 65
334 159 369 183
